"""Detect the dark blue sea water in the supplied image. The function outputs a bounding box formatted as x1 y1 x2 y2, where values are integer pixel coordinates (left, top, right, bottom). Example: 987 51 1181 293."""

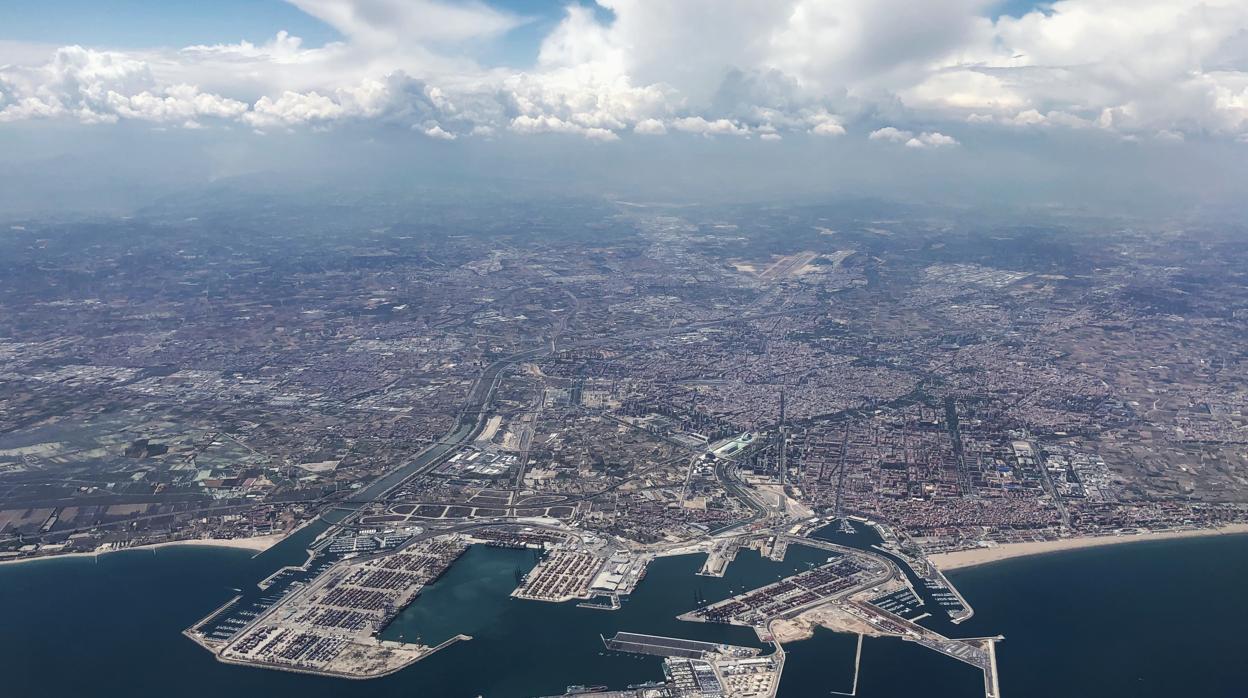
1 533 1245 697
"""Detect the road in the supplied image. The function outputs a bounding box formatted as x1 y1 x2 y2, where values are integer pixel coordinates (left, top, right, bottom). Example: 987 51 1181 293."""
336 307 810 513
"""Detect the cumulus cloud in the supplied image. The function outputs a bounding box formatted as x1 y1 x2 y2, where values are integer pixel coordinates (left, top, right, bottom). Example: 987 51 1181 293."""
509 114 619 141
1 0 1247 143
423 124 455 140
111 85 249 125
670 116 750 136
869 126 958 148
809 120 846 136
913 0 1248 137
245 90 344 128
0 45 248 125
633 118 667 135
869 126 913 143
905 131 959 148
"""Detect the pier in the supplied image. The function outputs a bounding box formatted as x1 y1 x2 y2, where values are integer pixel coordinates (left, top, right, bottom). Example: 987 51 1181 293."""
602 632 741 659
697 541 739 577
829 633 864 696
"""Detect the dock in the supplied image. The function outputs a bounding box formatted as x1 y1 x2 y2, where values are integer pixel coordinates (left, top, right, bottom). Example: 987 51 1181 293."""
602 632 735 659
697 541 739 577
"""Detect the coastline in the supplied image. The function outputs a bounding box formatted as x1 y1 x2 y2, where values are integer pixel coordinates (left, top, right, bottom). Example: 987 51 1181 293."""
929 523 1248 571
0 532 288 567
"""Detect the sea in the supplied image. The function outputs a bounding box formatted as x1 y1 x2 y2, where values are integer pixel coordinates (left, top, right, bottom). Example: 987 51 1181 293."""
1 526 1246 698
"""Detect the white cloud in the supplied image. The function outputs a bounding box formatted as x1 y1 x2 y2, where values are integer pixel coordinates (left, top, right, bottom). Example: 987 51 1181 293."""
967 108 1095 129
905 131 959 148
869 126 913 142
670 116 750 136
902 70 1027 113
870 126 958 148
245 90 345 128
509 114 619 141
423 124 456 140
182 30 312 63
634 118 667 135
1 0 1248 143
810 121 846 136
0 46 247 125
110 84 249 123
919 0 1248 137
502 69 672 135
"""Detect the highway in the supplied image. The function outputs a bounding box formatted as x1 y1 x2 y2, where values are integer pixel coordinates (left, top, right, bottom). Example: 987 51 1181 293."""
334 307 808 511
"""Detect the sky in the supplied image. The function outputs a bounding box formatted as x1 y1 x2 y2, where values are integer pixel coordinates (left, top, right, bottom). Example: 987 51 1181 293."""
2 0 1247 215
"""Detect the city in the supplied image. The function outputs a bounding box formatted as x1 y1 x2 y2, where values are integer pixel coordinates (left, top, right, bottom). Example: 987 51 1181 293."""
3 2 1248 695
4 199 1247 696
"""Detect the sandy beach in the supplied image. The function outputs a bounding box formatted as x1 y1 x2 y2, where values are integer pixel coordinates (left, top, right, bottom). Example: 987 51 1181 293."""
928 523 1248 571
0 532 288 567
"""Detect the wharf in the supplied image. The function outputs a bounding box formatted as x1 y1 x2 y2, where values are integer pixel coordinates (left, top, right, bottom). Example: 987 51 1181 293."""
767 536 789 562
697 541 739 577
602 632 740 659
